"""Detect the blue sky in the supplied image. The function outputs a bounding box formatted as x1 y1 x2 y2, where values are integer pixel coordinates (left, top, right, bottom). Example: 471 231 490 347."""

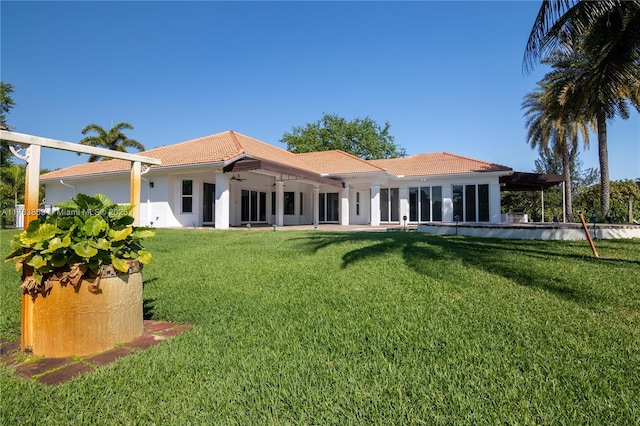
2 1 638 180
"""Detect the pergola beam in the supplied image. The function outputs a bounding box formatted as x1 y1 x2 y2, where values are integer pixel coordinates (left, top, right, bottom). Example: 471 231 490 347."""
0 130 161 226
1 130 161 165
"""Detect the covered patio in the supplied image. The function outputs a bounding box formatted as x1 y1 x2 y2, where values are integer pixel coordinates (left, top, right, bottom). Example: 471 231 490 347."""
499 172 566 223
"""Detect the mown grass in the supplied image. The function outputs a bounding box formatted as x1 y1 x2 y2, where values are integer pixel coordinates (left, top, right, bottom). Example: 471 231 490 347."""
1 228 639 424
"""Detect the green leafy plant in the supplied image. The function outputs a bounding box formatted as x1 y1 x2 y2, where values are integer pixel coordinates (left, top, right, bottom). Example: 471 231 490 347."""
4 193 154 295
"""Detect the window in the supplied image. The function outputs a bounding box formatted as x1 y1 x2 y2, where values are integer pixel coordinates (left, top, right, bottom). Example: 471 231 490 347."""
432 186 442 221
242 190 267 222
408 186 442 222
409 187 418 221
319 193 325 221
478 184 489 222
181 179 193 213
284 192 295 215
299 192 304 215
452 184 490 222
452 185 463 221
420 187 430 221
380 189 389 222
356 192 360 216
380 188 400 222
319 192 339 222
271 192 276 215
465 185 476 222
259 192 267 221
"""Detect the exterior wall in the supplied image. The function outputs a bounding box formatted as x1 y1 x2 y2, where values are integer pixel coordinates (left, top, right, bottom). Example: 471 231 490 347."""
44 168 508 228
385 174 503 224
417 222 640 240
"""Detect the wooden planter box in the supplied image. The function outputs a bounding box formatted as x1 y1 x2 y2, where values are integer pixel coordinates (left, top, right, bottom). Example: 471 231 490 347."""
21 264 143 358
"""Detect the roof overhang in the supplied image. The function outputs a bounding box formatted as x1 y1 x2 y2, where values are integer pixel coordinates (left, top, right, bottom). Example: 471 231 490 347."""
225 159 343 188
499 172 564 191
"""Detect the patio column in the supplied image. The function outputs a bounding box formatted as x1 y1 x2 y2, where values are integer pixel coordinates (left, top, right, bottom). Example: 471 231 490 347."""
399 186 408 224
490 182 501 223
541 186 545 223
276 181 284 227
341 183 349 226
313 185 319 225
370 183 380 226
215 170 230 229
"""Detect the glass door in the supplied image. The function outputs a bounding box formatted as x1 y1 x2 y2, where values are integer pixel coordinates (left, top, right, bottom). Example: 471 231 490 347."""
203 183 215 223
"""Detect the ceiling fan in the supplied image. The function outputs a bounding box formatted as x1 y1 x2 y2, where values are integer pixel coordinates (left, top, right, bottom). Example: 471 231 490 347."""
230 173 246 182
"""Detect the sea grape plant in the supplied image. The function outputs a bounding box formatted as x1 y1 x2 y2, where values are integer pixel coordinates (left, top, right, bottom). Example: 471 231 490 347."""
4 193 154 295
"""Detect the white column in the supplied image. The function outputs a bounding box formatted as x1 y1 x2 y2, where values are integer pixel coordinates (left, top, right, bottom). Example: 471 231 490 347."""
276 181 284 227
313 185 320 225
490 182 502 223
370 183 380 226
215 171 230 229
341 183 350 225
399 186 409 224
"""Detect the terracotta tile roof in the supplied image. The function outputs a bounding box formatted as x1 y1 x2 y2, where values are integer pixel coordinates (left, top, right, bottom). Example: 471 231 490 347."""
40 132 512 181
41 131 320 180
369 153 512 176
296 150 387 175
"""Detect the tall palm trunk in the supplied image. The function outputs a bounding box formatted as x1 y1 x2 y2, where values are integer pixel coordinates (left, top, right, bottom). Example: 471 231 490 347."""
562 140 574 222
596 111 610 218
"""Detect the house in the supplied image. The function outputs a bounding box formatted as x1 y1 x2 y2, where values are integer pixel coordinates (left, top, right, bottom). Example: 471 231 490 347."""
40 130 514 228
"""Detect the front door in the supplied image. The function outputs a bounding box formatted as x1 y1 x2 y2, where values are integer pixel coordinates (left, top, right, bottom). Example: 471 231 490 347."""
203 183 215 223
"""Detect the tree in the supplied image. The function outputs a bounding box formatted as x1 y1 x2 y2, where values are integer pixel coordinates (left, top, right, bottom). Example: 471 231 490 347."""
0 81 17 168
524 0 640 217
78 122 145 162
524 1 640 75
522 61 593 222
281 113 406 160
574 179 640 223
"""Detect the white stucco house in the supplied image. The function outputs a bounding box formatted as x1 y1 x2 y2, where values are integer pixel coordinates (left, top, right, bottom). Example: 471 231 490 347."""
40 130 515 229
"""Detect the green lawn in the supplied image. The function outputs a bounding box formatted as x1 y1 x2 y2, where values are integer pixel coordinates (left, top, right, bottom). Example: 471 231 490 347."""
1 228 639 424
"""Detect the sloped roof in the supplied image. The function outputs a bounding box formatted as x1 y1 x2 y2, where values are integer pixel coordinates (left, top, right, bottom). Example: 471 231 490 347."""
41 131 320 180
369 152 512 176
296 150 387 175
40 132 513 181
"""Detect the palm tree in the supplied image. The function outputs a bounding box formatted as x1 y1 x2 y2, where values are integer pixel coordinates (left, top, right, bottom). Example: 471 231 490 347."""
79 122 145 162
524 1 640 74
541 44 639 217
523 0 640 217
522 69 592 222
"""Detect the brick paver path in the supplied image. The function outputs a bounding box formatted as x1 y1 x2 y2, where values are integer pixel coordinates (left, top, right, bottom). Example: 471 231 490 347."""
0 320 190 386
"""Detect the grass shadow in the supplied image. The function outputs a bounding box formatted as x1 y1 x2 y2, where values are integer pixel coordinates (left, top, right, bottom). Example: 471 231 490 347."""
294 231 634 307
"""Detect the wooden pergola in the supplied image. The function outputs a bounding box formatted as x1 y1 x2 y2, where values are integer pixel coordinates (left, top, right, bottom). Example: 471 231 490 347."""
0 130 162 226
1 130 162 353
